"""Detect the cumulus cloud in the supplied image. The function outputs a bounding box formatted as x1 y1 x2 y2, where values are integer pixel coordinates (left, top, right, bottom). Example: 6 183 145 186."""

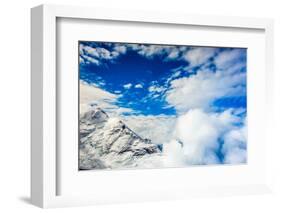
183 47 218 67
128 44 218 65
135 84 143 89
222 125 247 164
165 48 246 112
126 44 184 61
81 45 111 59
166 68 246 112
148 85 166 93
113 44 127 54
215 49 246 70
123 83 133 89
165 108 246 165
79 43 127 66
136 45 166 58
162 139 186 167
127 44 168 58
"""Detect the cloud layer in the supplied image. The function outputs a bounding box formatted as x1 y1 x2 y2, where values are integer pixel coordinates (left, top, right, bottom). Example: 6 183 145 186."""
169 109 246 165
123 115 176 145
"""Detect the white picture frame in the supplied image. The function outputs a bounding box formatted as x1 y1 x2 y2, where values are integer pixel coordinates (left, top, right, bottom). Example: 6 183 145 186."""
31 4 274 208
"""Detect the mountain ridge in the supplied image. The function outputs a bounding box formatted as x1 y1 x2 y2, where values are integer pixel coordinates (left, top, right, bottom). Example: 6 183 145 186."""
79 107 162 170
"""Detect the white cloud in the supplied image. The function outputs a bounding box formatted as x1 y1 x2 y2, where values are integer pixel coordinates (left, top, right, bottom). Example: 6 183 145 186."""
97 47 113 60
166 68 246 112
183 47 218 67
80 81 132 116
135 84 143 89
113 44 127 54
84 45 112 60
137 45 167 58
126 44 140 51
79 56 85 64
82 55 100 66
123 83 132 89
215 49 246 70
122 115 176 145
82 45 100 58
148 85 166 93
162 139 186 167
79 43 127 65
127 44 182 61
167 108 246 165
166 48 180 60
165 69 183 84
165 49 246 112
80 81 117 114
222 125 247 164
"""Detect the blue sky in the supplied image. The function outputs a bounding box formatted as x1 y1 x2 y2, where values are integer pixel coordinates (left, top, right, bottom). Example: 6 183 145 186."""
79 41 247 117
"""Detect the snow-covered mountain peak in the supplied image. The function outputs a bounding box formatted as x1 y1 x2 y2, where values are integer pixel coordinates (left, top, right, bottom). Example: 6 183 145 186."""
79 107 162 170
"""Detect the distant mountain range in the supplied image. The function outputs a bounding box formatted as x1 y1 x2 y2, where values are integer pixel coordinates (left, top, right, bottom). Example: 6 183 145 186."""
79 107 162 170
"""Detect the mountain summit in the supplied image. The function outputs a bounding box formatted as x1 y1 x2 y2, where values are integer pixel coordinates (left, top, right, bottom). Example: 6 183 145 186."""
79 107 162 170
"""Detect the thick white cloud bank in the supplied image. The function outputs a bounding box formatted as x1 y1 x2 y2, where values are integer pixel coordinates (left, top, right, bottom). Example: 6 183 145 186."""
222 125 247 164
162 109 247 165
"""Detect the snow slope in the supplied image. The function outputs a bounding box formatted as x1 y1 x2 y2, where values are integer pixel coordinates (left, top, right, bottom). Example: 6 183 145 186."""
79 107 163 170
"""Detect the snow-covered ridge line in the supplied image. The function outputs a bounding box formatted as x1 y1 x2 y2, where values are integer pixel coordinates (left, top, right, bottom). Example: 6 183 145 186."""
79 107 162 170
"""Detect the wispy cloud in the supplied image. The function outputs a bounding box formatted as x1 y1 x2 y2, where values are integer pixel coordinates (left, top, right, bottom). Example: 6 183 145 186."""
81 55 100 66
80 81 133 116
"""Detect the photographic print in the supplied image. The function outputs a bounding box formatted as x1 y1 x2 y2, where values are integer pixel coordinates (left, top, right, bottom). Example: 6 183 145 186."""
79 41 247 170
